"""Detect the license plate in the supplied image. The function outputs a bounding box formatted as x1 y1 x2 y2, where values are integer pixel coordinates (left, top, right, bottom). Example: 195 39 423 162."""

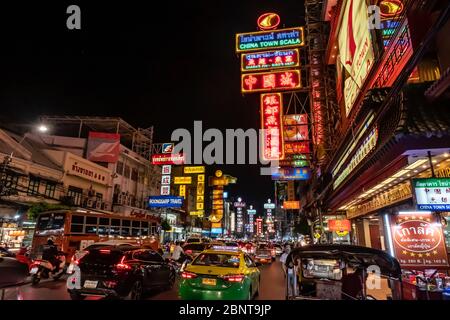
84 280 98 289
202 278 216 286
30 267 38 274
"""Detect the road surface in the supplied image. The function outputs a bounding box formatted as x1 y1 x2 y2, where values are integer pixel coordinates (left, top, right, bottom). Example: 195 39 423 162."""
2 259 286 300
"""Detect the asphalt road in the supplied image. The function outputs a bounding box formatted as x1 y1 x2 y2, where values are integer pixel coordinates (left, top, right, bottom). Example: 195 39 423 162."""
2 259 286 300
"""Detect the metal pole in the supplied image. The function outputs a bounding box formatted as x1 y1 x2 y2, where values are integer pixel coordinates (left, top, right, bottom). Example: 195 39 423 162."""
78 120 83 138
428 151 436 178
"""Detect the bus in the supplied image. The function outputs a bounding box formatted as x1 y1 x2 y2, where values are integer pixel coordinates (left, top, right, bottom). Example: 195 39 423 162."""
30 209 161 261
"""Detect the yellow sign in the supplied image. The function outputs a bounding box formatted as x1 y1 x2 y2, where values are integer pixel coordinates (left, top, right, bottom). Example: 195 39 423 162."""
336 230 349 237
190 210 204 216
197 182 205 195
198 174 205 182
184 166 205 174
314 233 321 239
174 176 192 184
215 170 223 178
196 195 204 202
179 185 186 198
196 203 204 210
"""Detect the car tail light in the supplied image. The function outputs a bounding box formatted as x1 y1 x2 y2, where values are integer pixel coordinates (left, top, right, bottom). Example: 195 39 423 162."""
185 250 192 255
181 271 198 279
99 249 111 254
115 256 131 271
223 274 245 283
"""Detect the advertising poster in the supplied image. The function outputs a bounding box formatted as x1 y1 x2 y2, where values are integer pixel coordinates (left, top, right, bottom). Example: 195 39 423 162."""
87 132 120 163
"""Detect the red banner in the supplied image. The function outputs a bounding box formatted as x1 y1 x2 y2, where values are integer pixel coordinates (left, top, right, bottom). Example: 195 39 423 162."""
86 132 120 163
284 141 310 154
328 219 351 232
390 213 449 268
261 93 285 161
151 153 185 165
242 70 301 93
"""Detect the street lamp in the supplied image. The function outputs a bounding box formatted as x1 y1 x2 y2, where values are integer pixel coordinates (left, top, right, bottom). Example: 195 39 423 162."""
38 124 49 133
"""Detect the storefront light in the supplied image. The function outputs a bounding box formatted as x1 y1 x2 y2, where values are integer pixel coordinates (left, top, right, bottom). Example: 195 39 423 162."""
398 211 432 215
383 214 395 257
405 159 428 170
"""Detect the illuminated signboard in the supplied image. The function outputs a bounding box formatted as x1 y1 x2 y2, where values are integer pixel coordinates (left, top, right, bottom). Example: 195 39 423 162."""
261 93 285 161
338 0 375 116
328 219 351 232
162 143 174 154
190 211 204 217
148 196 183 208
379 0 404 18
236 27 305 52
279 159 309 168
184 166 205 174
196 174 205 213
284 141 310 155
284 124 308 141
413 178 450 211
256 218 263 236
390 212 448 267
179 185 186 198
173 176 192 184
241 49 300 72
257 13 280 30
151 153 185 165
162 165 172 175
272 167 311 180
284 114 308 125
283 201 300 209
333 127 378 190
242 70 301 93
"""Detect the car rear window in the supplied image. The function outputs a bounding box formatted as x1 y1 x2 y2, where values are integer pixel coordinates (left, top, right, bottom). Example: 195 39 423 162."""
192 253 240 268
224 242 238 247
183 244 207 251
81 249 124 264
186 238 201 243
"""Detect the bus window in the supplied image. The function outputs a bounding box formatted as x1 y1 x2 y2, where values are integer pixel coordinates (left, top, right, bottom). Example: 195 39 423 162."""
151 223 157 234
70 224 83 233
85 225 97 234
122 220 131 227
99 218 110 226
71 215 84 224
36 213 66 231
111 219 120 226
98 226 109 235
110 227 120 235
86 216 98 225
142 222 149 235
121 227 130 236
132 228 140 236
132 220 140 228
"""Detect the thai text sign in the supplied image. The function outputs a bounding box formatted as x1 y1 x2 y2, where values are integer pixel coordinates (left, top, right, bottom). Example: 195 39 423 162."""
390 213 448 268
242 70 301 93
413 178 450 211
328 219 351 232
241 49 300 72
173 176 192 184
151 153 185 165
236 27 305 52
261 93 285 161
184 166 205 174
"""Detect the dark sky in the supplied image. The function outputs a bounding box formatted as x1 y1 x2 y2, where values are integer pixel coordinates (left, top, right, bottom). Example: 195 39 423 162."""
0 1 305 212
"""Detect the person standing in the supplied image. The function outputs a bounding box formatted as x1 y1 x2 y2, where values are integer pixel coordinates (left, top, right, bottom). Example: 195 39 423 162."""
279 245 291 276
171 241 185 262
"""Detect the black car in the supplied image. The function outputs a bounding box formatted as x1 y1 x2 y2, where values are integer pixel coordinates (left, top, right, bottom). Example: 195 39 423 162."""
68 245 176 300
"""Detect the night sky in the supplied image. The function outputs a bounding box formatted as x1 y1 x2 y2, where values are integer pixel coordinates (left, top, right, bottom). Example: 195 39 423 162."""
0 1 306 212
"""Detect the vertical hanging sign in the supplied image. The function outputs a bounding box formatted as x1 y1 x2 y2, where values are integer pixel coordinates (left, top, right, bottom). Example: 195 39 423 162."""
261 93 285 161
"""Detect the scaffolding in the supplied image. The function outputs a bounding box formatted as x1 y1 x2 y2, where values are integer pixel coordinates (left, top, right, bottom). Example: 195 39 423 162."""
39 116 154 160
305 0 339 169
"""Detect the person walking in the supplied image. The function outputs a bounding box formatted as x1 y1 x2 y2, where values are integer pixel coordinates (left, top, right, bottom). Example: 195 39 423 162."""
279 245 291 276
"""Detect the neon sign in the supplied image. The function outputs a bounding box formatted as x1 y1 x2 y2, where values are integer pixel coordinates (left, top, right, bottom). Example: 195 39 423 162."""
257 13 281 30
151 153 185 165
284 141 310 155
242 70 301 93
379 0 404 18
272 167 311 181
236 27 305 53
261 93 285 161
241 49 300 72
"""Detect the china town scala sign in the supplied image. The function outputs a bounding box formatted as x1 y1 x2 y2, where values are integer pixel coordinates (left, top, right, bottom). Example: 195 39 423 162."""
390 213 449 268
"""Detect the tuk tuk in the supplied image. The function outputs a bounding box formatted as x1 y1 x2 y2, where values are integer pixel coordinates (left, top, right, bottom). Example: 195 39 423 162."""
284 244 403 300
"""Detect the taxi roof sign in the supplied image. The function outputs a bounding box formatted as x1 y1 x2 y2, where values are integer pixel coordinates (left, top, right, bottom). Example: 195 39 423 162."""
210 246 240 252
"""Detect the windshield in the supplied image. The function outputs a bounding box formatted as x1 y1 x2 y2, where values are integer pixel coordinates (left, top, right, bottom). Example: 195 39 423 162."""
301 258 342 280
36 213 66 230
192 253 240 268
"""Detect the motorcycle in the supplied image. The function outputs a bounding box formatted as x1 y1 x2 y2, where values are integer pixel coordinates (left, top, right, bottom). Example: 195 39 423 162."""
29 251 67 285
168 254 192 275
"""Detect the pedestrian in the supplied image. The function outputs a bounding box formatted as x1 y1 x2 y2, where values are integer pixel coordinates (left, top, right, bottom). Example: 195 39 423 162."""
279 245 291 276
287 258 299 297
171 241 185 262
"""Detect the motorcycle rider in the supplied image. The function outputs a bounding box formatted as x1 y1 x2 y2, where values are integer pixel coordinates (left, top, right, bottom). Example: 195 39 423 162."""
42 237 61 272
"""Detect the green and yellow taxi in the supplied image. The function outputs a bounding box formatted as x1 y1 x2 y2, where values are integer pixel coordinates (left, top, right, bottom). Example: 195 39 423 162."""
179 246 260 300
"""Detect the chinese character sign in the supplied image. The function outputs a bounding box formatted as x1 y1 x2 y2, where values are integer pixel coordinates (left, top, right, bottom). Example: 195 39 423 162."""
242 70 301 93
241 49 300 72
261 93 285 161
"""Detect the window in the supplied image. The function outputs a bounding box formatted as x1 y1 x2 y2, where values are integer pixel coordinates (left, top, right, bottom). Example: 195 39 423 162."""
131 228 140 236
99 218 109 225
4 174 18 189
132 250 163 263
27 177 40 195
122 220 131 227
111 219 120 226
245 255 255 268
70 215 84 233
132 220 140 228
121 227 130 236
67 186 82 206
116 161 124 175
131 168 138 181
193 253 240 268
124 165 130 178
44 181 56 198
86 216 98 225
36 213 66 230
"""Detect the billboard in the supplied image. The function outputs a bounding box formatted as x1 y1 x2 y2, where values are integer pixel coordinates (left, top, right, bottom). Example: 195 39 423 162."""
272 167 311 180
284 141 310 155
242 70 301 93
86 132 120 163
283 201 300 209
328 219 351 232
241 49 300 72
390 212 448 268
151 153 185 165
413 178 450 210
284 114 308 125
338 0 375 116
236 27 305 52
261 93 285 161
148 196 183 208
284 124 309 141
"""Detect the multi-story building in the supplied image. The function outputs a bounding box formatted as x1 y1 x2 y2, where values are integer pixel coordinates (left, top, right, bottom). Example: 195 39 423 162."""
303 1 450 254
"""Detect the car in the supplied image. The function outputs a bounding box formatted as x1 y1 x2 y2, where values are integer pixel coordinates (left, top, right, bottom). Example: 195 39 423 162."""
224 241 239 247
257 243 276 261
273 244 283 256
179 246 260 300
185 237 203 244
67 246 176 300
182 243 211 260
254 245 273 264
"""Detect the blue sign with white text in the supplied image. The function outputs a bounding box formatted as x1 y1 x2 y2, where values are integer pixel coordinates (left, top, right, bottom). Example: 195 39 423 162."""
148 196 183 208
271 167 311 180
